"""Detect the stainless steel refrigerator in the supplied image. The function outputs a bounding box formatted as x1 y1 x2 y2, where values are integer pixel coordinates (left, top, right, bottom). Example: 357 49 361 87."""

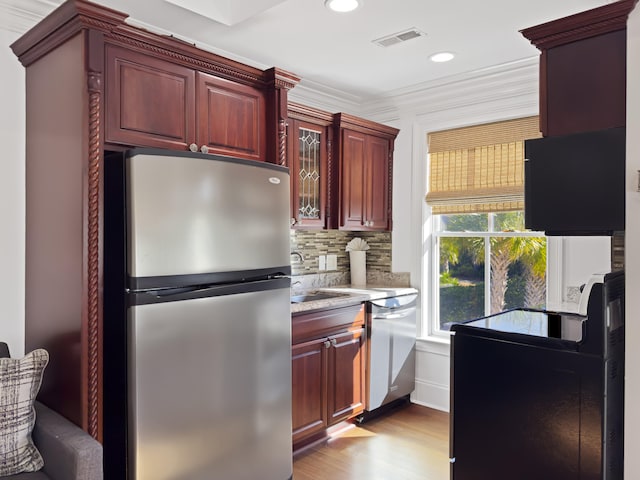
103 148 293 480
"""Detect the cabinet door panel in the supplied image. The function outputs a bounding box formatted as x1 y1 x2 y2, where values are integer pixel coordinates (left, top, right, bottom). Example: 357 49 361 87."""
545 30 626 137
327 328 366 425
105 45 195 150
197 73 266 161
292 338 328 443
289 119 328 228
366 136 390 230
340 130 366 229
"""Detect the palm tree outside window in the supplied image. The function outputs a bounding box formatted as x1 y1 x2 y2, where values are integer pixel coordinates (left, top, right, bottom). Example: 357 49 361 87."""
434 212 546 332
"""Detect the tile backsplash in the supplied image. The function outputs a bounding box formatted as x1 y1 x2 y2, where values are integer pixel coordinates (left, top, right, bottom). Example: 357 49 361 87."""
289 229 409 289
290 229 391 276
612 232 624 271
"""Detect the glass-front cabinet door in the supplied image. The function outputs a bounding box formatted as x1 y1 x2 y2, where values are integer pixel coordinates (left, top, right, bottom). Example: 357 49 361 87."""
288 116 329 229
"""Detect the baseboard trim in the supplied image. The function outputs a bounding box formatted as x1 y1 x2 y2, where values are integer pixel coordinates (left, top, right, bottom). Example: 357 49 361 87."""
412 380 450 412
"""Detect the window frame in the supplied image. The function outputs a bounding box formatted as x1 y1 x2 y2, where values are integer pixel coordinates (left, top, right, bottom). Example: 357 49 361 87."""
429 212 546 337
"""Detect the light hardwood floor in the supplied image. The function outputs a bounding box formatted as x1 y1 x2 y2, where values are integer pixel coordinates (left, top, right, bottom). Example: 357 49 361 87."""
293 404 450 480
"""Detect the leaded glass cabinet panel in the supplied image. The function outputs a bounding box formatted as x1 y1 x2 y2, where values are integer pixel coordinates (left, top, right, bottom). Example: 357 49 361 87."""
288 114 329 229
298 127 322 219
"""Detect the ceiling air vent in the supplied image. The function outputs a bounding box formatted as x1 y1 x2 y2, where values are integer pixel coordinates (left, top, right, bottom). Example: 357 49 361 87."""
373 28 426 48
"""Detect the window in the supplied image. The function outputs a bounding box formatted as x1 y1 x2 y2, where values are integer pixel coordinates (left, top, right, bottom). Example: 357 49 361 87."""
433 212 546 333
425 117 545 335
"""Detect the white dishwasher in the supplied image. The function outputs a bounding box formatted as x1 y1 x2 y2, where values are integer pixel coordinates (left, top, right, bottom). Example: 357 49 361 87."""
362 293 418 418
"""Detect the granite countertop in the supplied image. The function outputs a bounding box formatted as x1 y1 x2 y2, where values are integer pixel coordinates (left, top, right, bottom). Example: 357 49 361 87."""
290 285 419 314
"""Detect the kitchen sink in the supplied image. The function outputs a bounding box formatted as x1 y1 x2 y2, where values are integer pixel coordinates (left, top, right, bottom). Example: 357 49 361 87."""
290 291 348 304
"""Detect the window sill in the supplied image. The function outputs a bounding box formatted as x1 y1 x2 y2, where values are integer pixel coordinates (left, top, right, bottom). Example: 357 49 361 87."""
416 334 451 356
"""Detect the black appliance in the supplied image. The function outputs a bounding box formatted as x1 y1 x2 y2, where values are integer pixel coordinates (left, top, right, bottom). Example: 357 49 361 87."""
450 270 624 480
524 127 625 235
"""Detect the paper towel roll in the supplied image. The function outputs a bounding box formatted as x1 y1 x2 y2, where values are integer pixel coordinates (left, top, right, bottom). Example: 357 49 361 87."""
349 250 366 287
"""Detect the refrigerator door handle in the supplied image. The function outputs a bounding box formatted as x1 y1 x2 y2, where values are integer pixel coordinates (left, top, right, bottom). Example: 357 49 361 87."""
131 278 291 305
148 286 204 298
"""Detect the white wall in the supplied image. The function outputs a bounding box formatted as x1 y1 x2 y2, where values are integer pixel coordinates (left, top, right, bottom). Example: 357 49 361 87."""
547 236 611 311
0 28 25 357
626 5 640 478
389 116 414 276
561 238 611 289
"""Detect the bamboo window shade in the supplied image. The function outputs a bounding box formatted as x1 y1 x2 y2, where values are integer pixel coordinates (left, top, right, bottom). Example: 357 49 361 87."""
426 117 541 215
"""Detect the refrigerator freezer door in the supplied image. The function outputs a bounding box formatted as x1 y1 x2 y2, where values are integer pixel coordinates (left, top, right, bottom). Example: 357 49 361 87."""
126 150 290 281
127 286 292 480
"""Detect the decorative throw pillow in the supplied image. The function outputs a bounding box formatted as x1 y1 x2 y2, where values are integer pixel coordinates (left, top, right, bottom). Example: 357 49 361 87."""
0 349 49 476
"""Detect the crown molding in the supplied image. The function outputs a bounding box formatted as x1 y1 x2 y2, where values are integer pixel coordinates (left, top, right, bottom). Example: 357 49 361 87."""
0 0 59 34
521 0 638 50
287 79 364 116
360 57 539 124
287 58 540 123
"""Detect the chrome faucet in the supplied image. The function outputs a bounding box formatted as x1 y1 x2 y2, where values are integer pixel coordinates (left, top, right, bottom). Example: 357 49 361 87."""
290 251 304 263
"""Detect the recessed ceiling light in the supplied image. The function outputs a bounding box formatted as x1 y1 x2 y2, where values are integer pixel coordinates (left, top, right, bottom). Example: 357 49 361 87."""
430 52 455 63
325 0 361 13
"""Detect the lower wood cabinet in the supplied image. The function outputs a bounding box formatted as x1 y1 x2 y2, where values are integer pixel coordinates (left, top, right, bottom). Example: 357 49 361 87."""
291 304 366 447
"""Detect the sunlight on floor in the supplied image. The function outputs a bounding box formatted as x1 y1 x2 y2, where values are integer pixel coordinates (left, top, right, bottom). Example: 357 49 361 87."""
329 425 377 439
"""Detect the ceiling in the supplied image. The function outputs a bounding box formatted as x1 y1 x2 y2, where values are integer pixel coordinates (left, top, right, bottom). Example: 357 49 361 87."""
5 0 614 102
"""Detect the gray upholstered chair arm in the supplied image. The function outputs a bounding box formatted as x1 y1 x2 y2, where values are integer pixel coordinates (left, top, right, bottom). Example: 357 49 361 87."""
32 402 103 480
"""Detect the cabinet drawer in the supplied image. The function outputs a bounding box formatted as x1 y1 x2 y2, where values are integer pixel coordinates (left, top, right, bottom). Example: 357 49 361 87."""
292 304 364 344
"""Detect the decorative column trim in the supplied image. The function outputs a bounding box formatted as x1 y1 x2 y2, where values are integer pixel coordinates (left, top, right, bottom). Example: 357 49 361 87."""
265 67 300 165
326 135 333 227
387 145 393 231
278 118 287 166
86 70 102 440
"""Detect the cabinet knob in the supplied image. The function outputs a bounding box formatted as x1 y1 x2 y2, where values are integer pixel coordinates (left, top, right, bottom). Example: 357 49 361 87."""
331 338 337 347
200 145 209 154
290 217 297 226
324 340 331 349
188 143 198 152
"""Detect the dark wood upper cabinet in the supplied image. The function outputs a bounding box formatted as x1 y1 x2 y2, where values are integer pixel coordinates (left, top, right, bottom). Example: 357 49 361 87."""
105 45 196 150
336 114 398 231
106 45 268 160
340 129 367 229
286 104 398 231
521 0 638 136
287 103 333 229
196 72 266 160
363 134 390 230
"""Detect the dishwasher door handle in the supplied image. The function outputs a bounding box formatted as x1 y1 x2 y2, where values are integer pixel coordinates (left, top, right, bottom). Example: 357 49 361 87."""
372 307 416 320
